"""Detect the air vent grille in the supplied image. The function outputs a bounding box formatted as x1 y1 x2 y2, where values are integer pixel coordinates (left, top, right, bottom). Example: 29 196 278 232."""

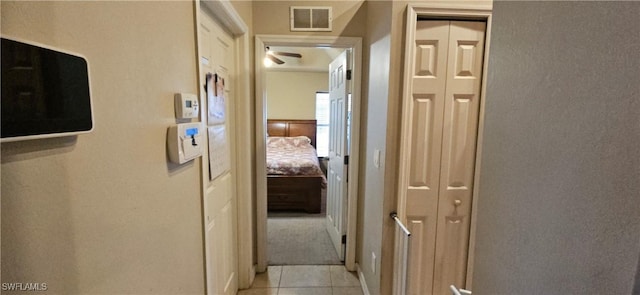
290 6 332 31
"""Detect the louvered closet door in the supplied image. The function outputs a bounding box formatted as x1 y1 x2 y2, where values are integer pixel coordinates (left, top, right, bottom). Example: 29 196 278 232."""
401 20 485 295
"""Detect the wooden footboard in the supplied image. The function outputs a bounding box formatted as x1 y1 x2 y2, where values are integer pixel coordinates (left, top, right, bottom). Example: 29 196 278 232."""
267 175 322 213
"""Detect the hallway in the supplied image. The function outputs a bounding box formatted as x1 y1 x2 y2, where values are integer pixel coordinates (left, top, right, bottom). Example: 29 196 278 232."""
2 1 639 294
239 265 362 295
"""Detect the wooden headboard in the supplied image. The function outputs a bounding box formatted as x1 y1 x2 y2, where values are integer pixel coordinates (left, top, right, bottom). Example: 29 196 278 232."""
267 119 317 148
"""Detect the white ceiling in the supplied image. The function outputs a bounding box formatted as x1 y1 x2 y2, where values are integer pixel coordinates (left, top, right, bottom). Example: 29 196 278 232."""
265 46 345 72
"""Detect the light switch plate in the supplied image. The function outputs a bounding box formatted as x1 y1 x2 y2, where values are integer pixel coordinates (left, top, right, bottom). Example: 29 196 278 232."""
373 149 381 168
371 252 377 274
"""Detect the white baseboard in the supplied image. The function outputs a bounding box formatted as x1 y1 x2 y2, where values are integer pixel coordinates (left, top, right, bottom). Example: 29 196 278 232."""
356 263 371 295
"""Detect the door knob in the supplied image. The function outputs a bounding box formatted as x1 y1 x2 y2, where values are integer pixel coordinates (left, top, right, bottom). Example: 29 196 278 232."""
447 199 463 224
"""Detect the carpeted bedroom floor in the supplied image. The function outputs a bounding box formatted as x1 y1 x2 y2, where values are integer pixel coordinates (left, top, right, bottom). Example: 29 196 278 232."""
267 188 343 265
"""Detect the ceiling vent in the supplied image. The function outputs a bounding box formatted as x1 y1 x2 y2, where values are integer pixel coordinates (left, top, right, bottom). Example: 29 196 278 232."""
290 6 332 32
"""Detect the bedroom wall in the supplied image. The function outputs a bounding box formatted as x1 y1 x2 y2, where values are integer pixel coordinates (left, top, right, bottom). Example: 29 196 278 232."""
1 1 205 294
473 1 640 294
266 71 329 120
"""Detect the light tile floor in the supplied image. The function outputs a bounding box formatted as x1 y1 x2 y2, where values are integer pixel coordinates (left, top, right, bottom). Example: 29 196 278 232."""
239 265 363 295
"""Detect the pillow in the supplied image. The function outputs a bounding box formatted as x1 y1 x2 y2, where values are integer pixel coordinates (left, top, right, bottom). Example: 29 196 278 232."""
266 136 311 148
289 136 311 147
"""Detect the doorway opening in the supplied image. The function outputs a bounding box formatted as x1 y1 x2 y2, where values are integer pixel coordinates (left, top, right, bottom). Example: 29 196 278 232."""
264 46 345 266
255 35 363 273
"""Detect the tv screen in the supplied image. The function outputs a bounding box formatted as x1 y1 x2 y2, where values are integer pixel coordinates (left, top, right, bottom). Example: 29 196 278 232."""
1 37 93 142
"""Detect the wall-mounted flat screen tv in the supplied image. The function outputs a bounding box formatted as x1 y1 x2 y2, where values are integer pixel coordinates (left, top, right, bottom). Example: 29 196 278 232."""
1 37 93 142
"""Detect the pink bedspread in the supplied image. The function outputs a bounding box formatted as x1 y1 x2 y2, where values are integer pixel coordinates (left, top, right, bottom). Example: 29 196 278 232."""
266 136 327 185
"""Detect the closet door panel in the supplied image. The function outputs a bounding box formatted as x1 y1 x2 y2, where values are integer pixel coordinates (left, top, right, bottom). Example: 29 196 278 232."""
432 21 486 295
404 20 450 295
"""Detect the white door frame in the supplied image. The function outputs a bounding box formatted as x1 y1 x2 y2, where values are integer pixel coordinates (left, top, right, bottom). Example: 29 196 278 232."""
194 0 254 290
255 35 362 272
397 3 493 290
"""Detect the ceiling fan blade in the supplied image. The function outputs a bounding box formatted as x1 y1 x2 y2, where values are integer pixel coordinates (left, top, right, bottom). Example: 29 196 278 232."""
272 51 302 58
267 54 285 65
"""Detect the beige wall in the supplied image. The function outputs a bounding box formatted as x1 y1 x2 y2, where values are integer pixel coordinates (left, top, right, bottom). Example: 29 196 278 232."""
228 0 258 269
473 2 640 294
380 2 412 293
355 1 393 294
252 0 367 37
356 2 443 293
1 2 204 294
266 71 328 120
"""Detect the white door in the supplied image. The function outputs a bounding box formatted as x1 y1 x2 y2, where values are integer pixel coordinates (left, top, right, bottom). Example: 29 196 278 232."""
199 12 237 295
326 50 349 261
399 20 486 295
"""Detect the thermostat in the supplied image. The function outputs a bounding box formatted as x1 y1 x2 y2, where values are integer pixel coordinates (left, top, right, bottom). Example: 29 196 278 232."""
174 93 199 119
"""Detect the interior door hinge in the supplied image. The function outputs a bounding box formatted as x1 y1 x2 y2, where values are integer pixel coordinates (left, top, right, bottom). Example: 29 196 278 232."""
344 155 349 165
346 70 352 80
342 235 347 244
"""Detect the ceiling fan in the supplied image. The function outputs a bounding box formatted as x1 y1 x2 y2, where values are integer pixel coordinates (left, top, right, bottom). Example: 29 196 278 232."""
264 46 302 65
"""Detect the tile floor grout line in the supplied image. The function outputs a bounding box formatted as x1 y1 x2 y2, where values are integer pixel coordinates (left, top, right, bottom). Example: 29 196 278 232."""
278 265 284 290
329 264 334 294
327 265 333 295
332 265 338 289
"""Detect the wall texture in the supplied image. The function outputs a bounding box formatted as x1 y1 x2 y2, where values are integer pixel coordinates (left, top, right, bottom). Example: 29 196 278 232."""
1 2 204 294
266 71 328 120
473 2 640 294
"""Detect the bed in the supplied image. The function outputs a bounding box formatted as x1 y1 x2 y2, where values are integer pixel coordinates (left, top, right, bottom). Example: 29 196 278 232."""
266 119 326 213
